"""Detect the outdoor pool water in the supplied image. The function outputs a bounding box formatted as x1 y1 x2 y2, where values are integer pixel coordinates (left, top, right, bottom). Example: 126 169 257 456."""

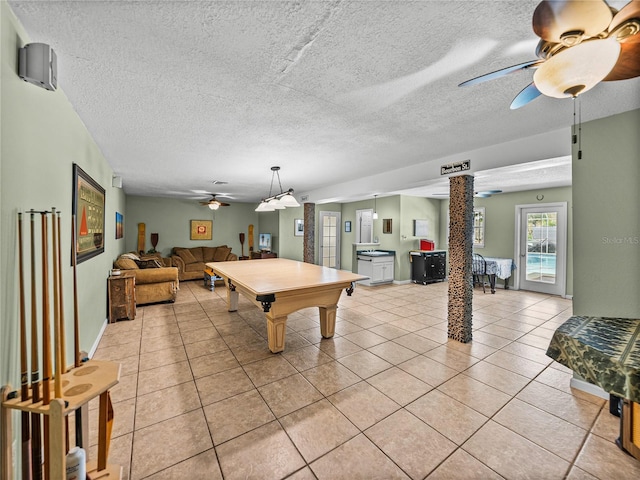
526 253 557 276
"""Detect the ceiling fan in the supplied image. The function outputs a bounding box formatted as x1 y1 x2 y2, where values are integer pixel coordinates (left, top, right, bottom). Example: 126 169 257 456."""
199 194 231 210
459 0 640 109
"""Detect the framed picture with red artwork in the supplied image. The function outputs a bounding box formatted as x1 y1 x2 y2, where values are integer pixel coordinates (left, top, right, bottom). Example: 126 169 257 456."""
190 219 212 240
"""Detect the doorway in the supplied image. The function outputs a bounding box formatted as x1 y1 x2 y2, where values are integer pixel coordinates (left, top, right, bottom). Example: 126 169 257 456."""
515 203 567 296
319 211 341 269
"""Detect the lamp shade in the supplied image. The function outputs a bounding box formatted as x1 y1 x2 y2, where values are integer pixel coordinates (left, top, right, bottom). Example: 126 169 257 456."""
255 202 275 212
268 198 286 210
208 202 220 210
278 193 300 207
533 38 621 98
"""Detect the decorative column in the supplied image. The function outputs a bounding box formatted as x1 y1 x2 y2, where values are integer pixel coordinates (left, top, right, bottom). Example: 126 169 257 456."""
447 175 474 343
303 203 315 263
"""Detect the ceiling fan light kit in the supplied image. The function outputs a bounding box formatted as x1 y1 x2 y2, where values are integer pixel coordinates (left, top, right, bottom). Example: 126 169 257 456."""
255 166 300 212
459 0 640 108
533 37 621 98
200 194 231 209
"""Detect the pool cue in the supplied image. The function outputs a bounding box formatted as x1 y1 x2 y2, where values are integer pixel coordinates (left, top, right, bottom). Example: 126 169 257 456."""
41 211 51 480
51 208 62 401
53 210 70 453
18 213 32 480
56 212 67 373
70 214 84 449
71 214 81 369
29 211 42 480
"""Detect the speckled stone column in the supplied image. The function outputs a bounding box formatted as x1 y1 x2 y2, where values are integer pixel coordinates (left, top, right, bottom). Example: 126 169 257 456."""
447 175 474 343
303 203 315 264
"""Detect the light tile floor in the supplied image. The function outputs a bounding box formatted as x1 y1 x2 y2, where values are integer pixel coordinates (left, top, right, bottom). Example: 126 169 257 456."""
91 280 640 479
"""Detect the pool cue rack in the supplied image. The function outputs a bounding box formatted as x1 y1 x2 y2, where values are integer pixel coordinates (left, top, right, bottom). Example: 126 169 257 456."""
2 360 121 479
1 209 121 480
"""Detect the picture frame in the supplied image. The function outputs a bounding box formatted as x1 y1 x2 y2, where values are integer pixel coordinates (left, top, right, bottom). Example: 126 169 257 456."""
190 219 212 240
115 212 124 239
294 218 304 236
414 219 428 237
72 163 105 264
345 221 351 233
383 219 392 234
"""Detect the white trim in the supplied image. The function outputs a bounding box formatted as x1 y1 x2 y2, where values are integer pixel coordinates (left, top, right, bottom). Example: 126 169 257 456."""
570 376 609 401
514 202 567 296
87 318 109 359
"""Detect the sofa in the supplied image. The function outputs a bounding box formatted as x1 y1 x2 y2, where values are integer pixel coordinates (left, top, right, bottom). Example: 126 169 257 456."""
113 253 179 305
171 246 238 281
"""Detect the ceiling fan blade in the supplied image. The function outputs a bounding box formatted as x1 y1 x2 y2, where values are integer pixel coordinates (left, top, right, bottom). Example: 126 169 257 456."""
609 0 640 39
533 0 612 44
510 82 543 109
458 60 540 87
604 41 640 80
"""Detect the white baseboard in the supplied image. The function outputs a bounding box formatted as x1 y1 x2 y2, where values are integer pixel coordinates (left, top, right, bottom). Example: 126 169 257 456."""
570 377 609 401
87 318 108 359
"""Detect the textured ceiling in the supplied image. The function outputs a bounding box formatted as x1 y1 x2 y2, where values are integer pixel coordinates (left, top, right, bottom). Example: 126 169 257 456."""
9 0 640 204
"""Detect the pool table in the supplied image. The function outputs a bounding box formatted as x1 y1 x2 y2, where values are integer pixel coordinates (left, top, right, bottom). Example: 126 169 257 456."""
206 258 368 352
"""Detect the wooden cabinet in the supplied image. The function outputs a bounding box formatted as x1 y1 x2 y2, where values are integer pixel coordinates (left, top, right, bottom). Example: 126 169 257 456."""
108 272 136 323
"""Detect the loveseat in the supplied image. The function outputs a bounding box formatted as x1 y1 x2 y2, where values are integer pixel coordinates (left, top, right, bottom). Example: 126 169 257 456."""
171 246 238 281
113 253 179 305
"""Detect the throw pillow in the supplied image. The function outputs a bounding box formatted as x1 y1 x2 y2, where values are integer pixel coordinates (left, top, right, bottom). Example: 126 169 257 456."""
213 246 231 262
114 258 138 270
190 248 204 262
135 259 162 269
176 248 197 264
202 247 217 262
120 252 140 261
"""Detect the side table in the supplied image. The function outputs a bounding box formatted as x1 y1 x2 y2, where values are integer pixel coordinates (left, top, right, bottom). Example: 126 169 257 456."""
108 271 136 323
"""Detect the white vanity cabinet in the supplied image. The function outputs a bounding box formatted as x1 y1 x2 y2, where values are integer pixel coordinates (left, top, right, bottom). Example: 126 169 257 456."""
357 251 395 286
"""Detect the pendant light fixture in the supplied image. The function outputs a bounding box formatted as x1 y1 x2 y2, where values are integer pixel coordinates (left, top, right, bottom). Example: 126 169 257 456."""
373 195 378 220
255 166 300 212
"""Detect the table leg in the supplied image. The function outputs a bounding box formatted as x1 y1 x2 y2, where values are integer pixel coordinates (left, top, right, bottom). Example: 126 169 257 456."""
319 305 337 338
489 274 496 294
266 314 287 353
226 282 238 312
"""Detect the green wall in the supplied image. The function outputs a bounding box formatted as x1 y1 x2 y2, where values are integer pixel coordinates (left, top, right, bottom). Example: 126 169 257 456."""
572 109 640 317
440 186 573 294
124 196 260 257
1 3 125 472
276 205 305 261
337 195 440 279
398 195 442 280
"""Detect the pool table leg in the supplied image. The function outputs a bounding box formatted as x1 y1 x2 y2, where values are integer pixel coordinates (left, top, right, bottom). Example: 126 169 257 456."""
319 305 337 338
226 281 239 312
266 314 287 353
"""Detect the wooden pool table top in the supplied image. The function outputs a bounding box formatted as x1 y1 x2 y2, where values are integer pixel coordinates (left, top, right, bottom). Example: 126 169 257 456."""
207 258 367 295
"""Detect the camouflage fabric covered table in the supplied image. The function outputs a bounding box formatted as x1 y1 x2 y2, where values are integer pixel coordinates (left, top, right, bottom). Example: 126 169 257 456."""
546 316 640 403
